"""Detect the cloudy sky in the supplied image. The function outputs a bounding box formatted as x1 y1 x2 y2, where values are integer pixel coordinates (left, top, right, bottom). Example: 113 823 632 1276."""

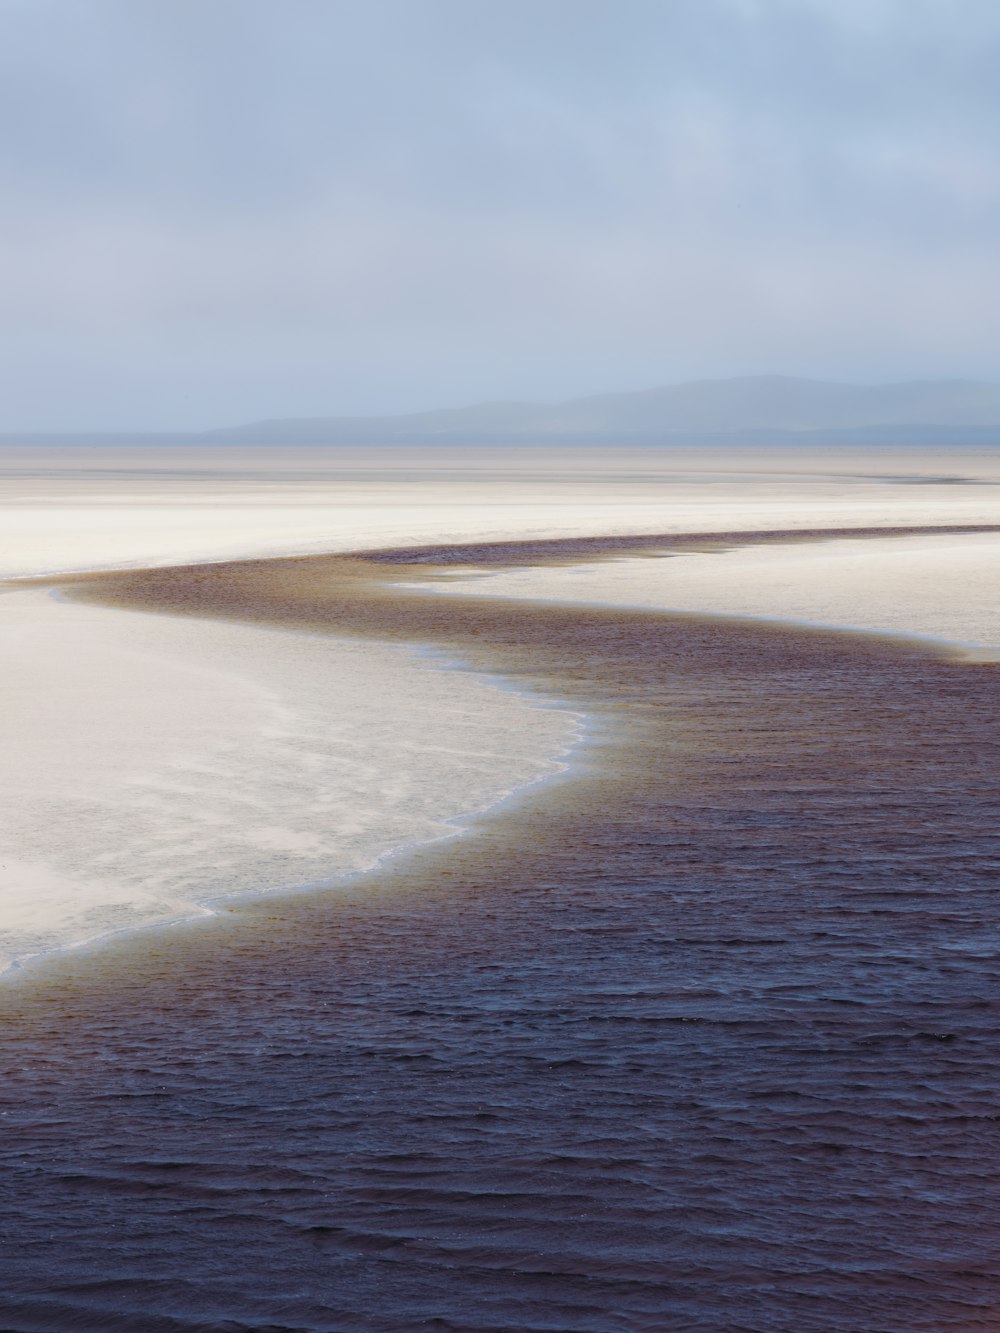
2 0 999 430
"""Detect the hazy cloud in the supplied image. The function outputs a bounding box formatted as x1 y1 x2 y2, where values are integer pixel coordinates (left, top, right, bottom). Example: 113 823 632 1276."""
2 0 999 428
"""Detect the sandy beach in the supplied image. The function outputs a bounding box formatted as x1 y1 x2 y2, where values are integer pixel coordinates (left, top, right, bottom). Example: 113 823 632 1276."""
0 587 576 973
401 528 1000 654
8 4 1000 1324
4 442 1000 579
4 500 998 1330
2 444 999 1329
2 442 998 974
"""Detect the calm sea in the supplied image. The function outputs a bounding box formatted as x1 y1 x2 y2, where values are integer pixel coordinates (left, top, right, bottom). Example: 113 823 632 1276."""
2 539 999 1331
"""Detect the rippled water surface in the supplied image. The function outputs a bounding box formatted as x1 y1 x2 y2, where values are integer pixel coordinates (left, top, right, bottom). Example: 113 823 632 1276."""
2 536 999 1331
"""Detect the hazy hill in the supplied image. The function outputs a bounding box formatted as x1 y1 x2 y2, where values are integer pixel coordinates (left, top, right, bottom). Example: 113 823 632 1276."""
204 377 1000 445
5 377 1000 446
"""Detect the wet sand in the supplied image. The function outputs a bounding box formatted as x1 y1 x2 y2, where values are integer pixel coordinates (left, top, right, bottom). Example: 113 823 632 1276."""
2 530 999 1329
392 527 1000 655
5 442 1000 580
0 587 574 973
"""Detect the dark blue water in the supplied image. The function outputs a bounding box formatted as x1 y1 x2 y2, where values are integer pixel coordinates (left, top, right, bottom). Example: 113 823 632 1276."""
2 550 999 1331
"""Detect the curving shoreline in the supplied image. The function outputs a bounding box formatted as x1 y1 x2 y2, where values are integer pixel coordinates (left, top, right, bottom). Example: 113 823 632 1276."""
0 587 581 979
2 528 999 1328
4 522 996 981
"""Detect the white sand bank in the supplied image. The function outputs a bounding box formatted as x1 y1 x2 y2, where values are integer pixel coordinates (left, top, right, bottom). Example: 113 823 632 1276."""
2 444 997 976
0 587 576 974
403 531 1000 653
2 443 999 578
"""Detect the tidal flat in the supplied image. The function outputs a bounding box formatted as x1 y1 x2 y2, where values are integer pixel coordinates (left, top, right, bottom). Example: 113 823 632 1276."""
2 528 999 1330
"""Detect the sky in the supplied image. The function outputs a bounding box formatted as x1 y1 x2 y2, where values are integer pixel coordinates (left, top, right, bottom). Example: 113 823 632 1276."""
2 0 1000 430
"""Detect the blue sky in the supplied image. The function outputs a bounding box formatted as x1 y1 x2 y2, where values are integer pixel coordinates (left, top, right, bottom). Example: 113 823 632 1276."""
2 0 1000 429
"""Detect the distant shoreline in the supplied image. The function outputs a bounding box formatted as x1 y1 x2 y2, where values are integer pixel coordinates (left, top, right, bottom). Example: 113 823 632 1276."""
7 373 1000 445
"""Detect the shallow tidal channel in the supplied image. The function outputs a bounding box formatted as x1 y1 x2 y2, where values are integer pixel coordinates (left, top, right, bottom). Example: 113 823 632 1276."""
2 530 1000 1331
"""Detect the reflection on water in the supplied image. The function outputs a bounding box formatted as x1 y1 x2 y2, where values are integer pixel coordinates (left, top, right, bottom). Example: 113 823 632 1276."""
2 536 999 1331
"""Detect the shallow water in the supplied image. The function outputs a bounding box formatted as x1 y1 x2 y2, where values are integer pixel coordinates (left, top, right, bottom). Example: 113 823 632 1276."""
2 536 999 1331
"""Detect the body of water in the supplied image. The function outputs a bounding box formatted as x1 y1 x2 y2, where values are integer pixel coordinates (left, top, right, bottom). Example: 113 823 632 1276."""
2 537 998 1330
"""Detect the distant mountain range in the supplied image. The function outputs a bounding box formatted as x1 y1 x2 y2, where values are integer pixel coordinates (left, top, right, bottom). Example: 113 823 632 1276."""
8 377 1000 445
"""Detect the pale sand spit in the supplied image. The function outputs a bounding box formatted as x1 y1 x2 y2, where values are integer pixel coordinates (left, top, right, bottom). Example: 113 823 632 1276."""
399 529 1000 653
0 587 576 973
